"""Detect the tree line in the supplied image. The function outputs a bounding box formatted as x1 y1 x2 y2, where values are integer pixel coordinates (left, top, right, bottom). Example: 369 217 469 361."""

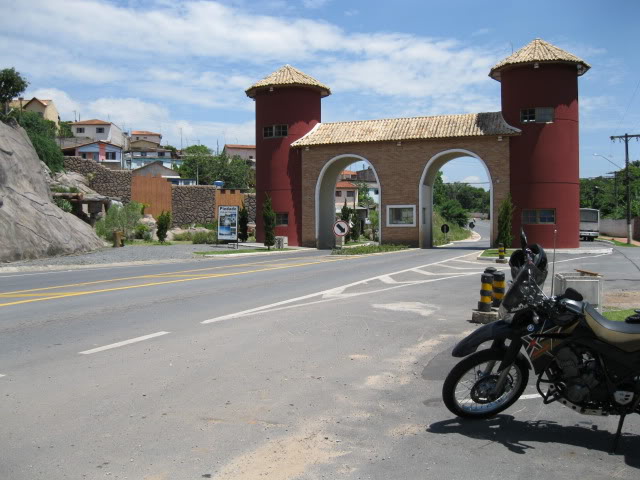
176 144 255 190
580 162 640 218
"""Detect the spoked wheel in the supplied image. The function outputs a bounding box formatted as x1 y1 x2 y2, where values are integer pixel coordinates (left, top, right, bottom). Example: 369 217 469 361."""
442 349 529 419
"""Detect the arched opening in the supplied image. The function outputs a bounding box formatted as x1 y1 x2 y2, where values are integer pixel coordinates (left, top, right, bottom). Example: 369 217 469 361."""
315 154 382 249
419 149 493 248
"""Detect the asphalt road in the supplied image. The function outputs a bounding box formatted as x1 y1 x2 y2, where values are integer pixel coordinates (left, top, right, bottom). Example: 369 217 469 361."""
1 224 639 479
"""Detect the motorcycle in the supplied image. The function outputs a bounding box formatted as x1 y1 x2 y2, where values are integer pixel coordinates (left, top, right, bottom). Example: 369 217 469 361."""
441 231 640 451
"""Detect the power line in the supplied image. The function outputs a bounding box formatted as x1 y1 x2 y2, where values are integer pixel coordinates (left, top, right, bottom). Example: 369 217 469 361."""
614 77 640 135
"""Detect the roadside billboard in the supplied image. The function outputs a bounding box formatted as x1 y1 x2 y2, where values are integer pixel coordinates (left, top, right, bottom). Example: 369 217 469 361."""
218 205 238 241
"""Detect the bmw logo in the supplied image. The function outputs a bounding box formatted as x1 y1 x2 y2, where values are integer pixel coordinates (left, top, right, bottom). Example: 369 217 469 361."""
527 324 535 332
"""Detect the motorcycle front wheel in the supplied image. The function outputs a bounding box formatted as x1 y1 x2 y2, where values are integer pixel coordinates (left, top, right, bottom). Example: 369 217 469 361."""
442 349 529 419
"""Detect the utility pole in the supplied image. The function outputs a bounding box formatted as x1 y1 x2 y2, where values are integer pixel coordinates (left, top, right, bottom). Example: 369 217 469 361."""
610 133 639 244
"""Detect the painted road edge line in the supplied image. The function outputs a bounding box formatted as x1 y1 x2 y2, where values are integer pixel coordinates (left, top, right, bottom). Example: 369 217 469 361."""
79 331 170 355
520 393 541 400
0 374 5 378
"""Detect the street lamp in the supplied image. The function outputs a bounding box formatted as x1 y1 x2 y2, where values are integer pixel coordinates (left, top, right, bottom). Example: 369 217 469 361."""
593 153 623 170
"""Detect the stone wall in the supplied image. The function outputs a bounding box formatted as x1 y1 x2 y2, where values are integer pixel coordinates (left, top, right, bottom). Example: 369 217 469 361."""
172 185 216 227
244 193 256 223
64 156 131 202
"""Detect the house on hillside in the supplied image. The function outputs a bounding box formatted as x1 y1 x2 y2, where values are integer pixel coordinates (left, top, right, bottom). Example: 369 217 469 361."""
223 144 256 168
9 97 60 127
60 140 123 170
340 170 357 181
131 130 162 144
131 161 195 185
70 119 127 148
125 145 179 169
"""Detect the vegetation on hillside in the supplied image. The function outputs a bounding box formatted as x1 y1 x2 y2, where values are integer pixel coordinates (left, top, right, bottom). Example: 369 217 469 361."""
580 161 640 219
177 144 254 189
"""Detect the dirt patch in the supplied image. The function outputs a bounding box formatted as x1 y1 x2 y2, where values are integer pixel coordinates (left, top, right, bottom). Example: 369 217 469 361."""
388 423 426 437
213 420 346 480
604 290 640 309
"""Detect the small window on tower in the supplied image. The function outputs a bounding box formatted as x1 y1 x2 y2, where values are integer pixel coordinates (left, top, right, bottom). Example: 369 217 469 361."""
521 107 554 124
275 213 289 226
263 126 274 138
274 124 288 137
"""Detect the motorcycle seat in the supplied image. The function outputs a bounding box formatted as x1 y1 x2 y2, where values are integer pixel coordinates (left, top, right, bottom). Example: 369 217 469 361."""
584 304 640 353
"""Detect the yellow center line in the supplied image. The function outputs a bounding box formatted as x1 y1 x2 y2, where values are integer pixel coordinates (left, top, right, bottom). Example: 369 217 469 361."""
0 257 356 308
0 255 341 296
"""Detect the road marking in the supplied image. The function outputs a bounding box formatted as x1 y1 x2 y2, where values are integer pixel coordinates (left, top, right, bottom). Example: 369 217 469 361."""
520 393 541 400
0 257 355 308
79 331 170 355
0 374 5 378
202 252 480 324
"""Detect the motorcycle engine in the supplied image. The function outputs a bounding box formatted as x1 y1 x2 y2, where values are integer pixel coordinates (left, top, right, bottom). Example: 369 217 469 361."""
554 347 606 404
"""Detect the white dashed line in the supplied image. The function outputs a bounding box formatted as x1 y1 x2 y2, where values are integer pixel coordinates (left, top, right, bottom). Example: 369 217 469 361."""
79 331 170 355
0 374 5 378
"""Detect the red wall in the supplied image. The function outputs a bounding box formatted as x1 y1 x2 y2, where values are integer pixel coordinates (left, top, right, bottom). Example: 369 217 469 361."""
254 87 322 245
501 64 580 248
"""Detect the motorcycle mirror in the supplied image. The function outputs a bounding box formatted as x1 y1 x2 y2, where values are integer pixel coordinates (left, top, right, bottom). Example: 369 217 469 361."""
520 228 528 251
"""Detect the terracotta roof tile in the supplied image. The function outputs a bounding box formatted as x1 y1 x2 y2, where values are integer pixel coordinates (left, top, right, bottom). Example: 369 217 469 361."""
246 65 331 98
292 112 519 147
131 130 161 135
490 38 590 80
71 119 111 125
336 181 357 189
224 144 256 149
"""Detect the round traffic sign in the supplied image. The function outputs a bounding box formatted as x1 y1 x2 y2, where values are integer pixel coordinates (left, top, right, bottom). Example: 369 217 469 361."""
333 220 350 237
469 221 475 229
441 223 450 234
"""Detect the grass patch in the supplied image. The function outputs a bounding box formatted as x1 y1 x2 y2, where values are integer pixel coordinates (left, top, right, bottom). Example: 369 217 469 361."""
432 212 471 246
603 309 637 322
602 238 638 247
331 244 408 255
194 248 293 255
481 248 519 257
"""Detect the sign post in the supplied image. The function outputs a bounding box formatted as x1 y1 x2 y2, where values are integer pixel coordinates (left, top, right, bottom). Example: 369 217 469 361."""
441 223 450 245
218 205 239 248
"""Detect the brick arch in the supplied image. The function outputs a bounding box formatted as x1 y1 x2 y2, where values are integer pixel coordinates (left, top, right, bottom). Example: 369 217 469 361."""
419 149 494 248
314 153 382 249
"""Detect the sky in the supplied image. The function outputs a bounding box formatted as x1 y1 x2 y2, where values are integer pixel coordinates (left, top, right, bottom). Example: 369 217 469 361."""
1 0 639 186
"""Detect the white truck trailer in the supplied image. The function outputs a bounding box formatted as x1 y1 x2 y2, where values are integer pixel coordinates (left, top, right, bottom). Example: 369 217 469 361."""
579 208 600 241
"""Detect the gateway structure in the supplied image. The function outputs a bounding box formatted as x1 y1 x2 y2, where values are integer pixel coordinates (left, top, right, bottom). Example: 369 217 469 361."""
246 39 589 248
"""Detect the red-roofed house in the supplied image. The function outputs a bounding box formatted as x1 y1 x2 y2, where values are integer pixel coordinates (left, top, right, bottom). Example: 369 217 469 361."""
335 181 357 211
131 130 162 145
223 144 256 167
71 119 127 147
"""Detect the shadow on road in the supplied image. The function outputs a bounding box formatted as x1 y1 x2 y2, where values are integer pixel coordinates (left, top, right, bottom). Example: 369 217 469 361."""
427 415 640 468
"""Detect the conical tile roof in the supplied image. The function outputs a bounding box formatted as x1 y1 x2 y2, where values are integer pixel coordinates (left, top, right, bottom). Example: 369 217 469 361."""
245 65 331 98
490 38 590 81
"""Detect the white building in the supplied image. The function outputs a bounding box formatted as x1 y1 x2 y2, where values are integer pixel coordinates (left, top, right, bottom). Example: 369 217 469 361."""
71 119 127 148
131 130 162 145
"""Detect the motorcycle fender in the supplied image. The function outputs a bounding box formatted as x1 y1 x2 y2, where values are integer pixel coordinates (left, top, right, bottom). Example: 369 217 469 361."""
452 320 513 358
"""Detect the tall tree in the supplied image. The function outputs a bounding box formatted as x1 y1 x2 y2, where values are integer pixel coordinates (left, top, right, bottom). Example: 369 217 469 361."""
0 67 29 115
262 194 276 250
238 203 249 242
497 193 514 248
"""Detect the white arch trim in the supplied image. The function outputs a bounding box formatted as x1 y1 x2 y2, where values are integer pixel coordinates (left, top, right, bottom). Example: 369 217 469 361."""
418 148 493 248
315 153 383 246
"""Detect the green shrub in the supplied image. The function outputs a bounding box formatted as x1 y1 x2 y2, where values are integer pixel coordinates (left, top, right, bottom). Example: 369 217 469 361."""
172 231 194 241
192 230 217 244
134 223 150 239
238 203 249 242
54 197 72 212
157 211 171 243
438 198 468 227
262 194 275 250
195 222 217 230
497 194 514 248
95 201 143 240
51 186 79 193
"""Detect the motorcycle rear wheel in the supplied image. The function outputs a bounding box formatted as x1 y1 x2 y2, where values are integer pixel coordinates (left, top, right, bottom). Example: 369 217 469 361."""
442 349 529 419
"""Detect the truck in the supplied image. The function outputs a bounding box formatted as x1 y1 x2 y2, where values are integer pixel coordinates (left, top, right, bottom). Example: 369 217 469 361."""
579 208 599 241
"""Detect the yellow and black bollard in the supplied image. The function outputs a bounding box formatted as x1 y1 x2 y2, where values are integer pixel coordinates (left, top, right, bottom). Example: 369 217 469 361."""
499 244 505 260
492 271 506 307
478 271 494 312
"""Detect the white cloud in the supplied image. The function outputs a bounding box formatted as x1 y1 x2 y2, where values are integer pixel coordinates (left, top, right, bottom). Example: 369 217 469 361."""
462 175 482 184
28 88 81 119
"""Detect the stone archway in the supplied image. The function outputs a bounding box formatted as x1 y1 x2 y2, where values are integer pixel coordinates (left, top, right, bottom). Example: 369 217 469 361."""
419 148 494 248
315 154 382 249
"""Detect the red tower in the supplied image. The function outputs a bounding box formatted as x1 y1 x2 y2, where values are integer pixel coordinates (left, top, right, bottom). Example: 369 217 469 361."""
492 39 590 248
246 65 330 246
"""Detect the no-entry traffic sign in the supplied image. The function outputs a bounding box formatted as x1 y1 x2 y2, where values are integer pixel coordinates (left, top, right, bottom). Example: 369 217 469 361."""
333 220 350 236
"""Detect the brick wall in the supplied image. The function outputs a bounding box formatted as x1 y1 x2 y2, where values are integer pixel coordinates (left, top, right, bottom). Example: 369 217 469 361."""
64 156 131 202
300 136 510 247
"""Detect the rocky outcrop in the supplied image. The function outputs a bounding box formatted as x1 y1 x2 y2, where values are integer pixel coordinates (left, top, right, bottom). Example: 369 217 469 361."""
0 121 104 263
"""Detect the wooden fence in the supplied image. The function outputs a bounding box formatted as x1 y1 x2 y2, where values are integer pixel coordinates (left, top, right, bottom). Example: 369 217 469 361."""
131 175 172 217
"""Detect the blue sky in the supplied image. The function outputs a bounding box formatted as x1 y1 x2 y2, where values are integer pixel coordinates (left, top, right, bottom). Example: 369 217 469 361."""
1 0 639 185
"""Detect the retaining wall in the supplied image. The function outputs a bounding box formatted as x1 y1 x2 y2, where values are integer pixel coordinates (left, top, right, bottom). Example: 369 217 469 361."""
64 156 131 202
172 185 216 227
